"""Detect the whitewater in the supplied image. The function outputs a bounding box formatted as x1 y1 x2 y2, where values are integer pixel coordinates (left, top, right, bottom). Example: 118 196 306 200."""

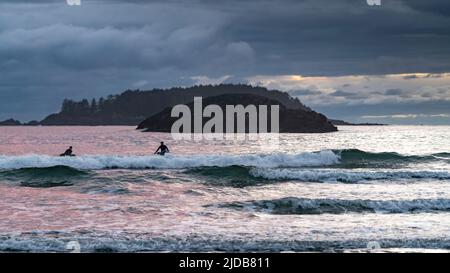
0 125 450 252
0 150 340 170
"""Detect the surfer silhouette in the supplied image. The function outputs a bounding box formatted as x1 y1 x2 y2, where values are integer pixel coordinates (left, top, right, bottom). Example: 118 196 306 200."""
154 142 170 156
60 146 74 157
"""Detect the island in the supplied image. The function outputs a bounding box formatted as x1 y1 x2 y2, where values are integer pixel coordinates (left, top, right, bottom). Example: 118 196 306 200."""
40 85 312 126
5 84 339 133
329 119 388 126
137 93 337 133
0 119 22 126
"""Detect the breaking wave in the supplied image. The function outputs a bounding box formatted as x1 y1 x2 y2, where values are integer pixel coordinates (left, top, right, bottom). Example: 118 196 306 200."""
0 166 88 188
219 197 450 214
336 149 447 167
0 149 447 171
249 168 450 183
0 151 339 170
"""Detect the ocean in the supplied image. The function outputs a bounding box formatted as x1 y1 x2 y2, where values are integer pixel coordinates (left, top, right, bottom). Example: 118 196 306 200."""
0 125 449 252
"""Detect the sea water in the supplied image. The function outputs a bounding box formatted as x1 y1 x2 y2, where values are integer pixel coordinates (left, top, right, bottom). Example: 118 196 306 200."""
0 125 449 252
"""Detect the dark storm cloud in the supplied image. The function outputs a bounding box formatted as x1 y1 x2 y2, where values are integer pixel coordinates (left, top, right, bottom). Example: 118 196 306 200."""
384 88 412 98
330 90 355 97
1 0 450 121
290 89 322 96
384 88 403 96
404 0 450 17
329 90 371 100
403 75 419 80
403 73 443 80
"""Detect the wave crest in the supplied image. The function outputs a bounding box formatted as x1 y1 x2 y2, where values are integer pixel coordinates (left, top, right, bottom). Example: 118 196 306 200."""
0 166 87 188
219 197 450 214
0 149 447 171
0 151 339 170
250 168 450 183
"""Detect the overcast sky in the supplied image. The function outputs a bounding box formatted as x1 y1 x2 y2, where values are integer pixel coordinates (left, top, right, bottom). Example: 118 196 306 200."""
1 0 450 124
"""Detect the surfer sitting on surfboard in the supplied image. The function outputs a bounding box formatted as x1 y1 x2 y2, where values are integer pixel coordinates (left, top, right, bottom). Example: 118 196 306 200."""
154 142 170 156
60 146 75 157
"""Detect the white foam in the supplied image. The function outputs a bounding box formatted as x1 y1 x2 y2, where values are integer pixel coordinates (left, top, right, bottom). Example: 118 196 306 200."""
0 151 340 170
245 197 450 214
250 168 450 182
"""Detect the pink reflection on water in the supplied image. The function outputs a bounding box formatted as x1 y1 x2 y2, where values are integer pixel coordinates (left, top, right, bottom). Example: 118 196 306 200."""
0 181 208 235
0 126 274 156
0 126 168 156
